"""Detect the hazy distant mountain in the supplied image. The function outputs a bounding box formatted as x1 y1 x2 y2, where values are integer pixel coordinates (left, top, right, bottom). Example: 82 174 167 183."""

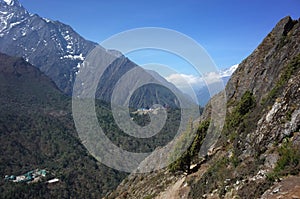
195 64 238 106
0 0 185 108
166 64 238 106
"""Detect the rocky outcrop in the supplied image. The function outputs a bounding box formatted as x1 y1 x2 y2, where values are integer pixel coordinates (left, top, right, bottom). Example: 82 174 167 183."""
226 16 300 103
247 68 300 154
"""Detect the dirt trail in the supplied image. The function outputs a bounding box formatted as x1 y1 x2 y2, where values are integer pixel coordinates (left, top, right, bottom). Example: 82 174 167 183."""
155 177 187 199
155 164 210 199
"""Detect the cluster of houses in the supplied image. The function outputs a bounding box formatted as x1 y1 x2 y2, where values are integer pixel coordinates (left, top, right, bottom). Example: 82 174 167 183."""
4 169 59 184
134 106 167 115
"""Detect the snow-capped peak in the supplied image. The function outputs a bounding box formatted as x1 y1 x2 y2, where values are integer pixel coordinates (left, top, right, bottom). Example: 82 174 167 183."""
3 0 14 6
220 64 239 77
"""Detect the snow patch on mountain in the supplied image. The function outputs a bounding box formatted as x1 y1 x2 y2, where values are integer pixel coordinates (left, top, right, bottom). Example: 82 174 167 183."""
3 0 14 6
42 17 51 23
220 64 239 77
60 53 85 61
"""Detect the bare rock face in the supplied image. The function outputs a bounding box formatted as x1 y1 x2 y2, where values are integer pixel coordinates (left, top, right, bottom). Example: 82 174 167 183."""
201 16 300 198
226 16 300 103
249 70 300 151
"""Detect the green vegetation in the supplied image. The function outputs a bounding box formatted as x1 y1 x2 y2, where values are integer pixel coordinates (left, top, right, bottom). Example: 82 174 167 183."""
224 91 257 166
0 73 126 198
0 55 123 198
226 91 256 130
168 120 210 173
190 120 210 158
169 91 256 176
187 91 257 198
0 53 184 198
97 106 181 153
267 140 300 182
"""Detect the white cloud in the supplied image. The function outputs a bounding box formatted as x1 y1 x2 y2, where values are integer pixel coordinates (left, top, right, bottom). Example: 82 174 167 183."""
165 64 238 91
166 73 204 88
220 64 239 77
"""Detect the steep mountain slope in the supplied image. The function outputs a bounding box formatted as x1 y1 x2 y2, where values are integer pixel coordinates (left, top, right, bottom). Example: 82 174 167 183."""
0 0 182 108
0 52 127 198
106 16 300 199
0 0 95 94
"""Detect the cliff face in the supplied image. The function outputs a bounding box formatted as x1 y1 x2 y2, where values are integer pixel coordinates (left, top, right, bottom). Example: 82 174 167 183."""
106 16 300 199
226 16 300 103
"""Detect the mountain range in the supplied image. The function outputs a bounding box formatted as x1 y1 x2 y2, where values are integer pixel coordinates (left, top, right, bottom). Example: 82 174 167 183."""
0 0 187 108
1 0 299 198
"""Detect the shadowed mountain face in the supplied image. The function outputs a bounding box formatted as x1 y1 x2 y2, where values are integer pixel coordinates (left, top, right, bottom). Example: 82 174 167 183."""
0 0 186 108
0 52 129 198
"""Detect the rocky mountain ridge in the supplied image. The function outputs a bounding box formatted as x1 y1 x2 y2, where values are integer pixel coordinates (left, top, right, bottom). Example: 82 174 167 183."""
0 0 183 108
0 0 95 94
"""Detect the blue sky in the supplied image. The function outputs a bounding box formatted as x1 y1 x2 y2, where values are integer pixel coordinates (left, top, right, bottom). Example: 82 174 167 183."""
19 0 299 73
